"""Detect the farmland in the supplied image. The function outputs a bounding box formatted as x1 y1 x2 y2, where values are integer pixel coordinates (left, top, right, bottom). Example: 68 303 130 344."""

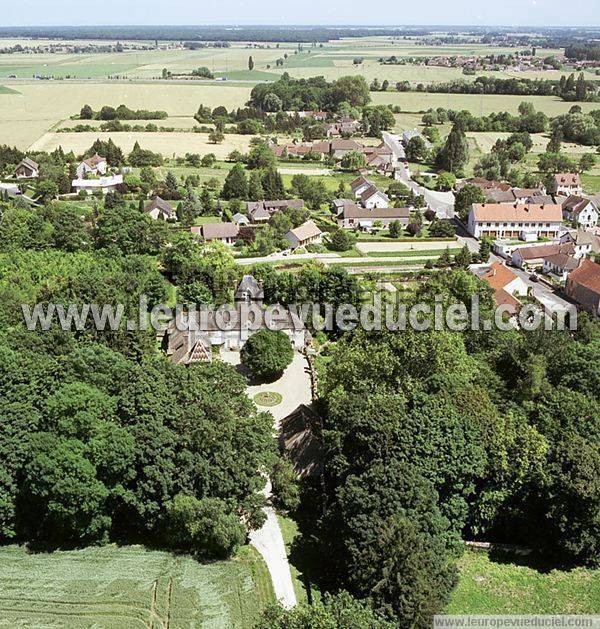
31 131 255 159
0 544 274 628
0 81 251 148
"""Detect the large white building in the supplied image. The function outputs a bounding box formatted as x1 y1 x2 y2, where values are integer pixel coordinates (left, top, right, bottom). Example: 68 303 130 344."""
467 202 563 241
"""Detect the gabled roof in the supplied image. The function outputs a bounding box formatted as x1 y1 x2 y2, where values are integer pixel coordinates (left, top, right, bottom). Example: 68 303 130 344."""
82 153 106 168
287 220 322 243
555 173 581 187
200 222 240 240
360 185 389 203
472 203 562 223
513 242 575 261
350 176 372 192
561 195 597 215
339 204 410 220
544 253 579 271
481 262 520 291
568 258 600 293
18 157 39 171
144 196 175 218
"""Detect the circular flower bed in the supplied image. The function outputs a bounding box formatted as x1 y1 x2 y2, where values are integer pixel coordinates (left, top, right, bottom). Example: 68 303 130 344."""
253 392 283 407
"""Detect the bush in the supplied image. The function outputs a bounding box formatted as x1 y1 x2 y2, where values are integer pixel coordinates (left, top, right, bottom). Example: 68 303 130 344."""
241 330 294 381
328 228 356 252
271 458 300 512
167 494 246 559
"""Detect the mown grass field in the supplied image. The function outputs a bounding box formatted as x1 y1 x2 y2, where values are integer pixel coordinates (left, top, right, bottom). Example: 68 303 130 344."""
30 130 255 159
0 544 274 628
447 549 600 615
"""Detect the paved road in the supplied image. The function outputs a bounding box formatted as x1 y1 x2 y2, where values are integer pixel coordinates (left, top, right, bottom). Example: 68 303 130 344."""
381 131 456 219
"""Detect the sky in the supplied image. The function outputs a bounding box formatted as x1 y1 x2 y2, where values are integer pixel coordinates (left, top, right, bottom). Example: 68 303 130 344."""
2 0 599 27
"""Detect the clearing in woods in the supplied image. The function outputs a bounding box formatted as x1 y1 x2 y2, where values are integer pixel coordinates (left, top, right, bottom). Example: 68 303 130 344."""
0 544 274 628
447 549 600 615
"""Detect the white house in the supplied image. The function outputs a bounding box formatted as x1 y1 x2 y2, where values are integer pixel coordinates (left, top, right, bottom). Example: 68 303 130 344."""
359 184 390 209
350 176 372 198
14 157 39 179
337 203 410 230
560 229 600 258
144 196 176 221
554 173 582 196
561 196 598 229
72 174 123 195
192 222 240 245
543 253 580 281
478 261 528 313
510 242 575 270
76 153 108 179
232 212 250 225
467 202 563 241
285 220 322 249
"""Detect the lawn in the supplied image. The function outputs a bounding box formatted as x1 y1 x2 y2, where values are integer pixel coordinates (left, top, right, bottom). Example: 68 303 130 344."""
0 543 274 628
447 549 600 615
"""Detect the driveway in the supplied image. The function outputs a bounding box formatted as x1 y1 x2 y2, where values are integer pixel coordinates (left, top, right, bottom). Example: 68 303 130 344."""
221 350 313 608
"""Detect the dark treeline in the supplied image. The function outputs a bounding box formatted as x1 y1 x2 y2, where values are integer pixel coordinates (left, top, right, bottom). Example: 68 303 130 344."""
412 74 599 101
565 43 600 61
0 25 429 43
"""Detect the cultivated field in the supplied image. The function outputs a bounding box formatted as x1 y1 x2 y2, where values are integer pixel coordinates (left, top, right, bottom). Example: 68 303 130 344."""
0 82 251 148
448 549 600 614
30 131 254 159
0 544 274 628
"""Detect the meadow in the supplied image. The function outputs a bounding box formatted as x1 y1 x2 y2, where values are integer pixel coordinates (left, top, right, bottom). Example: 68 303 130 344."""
0 544 274 628
448 549 600 614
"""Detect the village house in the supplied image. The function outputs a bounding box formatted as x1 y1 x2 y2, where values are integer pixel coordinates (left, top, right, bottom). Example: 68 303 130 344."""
565 258 600 315
14 157 39 179
478 261 528 313
71 174 123 195
325 116 361 137
467 202 563 241
336 203 410 230
542 252 581 282
192 222 240 245
560 229 600 258
561 195 599 229
510 242 575 270
512 188 545 204
163 275 310 362
350 176 373 198
359 184 390 209
246 199 305 223
144 196 176 221
554 173 583 196
232 212 250 225
76 153 107 179
285 220 322 250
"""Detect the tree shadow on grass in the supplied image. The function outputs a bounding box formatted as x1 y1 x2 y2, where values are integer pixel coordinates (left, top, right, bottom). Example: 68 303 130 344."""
486 544 574 574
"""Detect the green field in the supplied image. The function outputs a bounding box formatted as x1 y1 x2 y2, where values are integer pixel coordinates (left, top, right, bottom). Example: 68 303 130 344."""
448 549 600 615
0 544 274 628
